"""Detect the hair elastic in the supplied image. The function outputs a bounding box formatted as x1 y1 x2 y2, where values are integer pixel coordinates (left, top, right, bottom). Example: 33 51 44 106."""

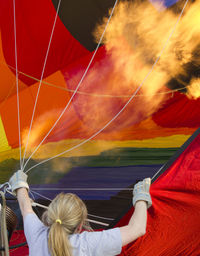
55 219 62 224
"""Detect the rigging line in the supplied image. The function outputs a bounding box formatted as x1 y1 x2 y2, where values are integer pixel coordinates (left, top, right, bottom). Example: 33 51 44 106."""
22 0 119 171
87 214 114 221
13 187 111 226
37 86 184 98
151 164 164 180
88 213 114 220
86 219 109 227
13 0 22 169
31 188 134 191
25 0 189 174
21 0 62 169
30 189 52 202
0 61 189 98
30 189 114 221
29 190 41 217
30 84 187 98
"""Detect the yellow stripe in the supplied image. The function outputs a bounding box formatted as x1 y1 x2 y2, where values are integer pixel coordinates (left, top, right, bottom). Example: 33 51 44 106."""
0 134 190 162
0 116 11 152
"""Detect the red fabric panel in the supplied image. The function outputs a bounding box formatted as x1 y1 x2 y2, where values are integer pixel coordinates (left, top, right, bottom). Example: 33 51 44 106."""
117 133 200 256
9 230 28 256
152 92 200 128
0 0 89 85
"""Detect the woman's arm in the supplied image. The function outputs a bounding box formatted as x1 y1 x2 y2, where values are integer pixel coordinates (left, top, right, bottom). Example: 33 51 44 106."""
120 178 152 247
16 188 34 219
9 170 34 218
120 200 147 246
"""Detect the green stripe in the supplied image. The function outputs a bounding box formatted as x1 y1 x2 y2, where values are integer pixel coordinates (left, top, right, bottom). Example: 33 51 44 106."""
0 147 178 184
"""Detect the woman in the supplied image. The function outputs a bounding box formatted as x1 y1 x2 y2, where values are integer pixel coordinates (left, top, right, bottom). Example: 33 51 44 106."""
9 170 152 256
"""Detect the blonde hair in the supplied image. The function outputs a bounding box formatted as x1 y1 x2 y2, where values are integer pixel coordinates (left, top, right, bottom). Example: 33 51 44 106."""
42 193 90 256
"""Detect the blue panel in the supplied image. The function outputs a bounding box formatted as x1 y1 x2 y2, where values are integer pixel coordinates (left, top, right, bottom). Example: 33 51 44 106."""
30 164 162 200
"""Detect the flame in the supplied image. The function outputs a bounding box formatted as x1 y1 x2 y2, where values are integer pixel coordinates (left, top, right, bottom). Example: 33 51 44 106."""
94 0 200 98
187 78 200 99
67 1 179 132
22 110 60 151
31 0 200 141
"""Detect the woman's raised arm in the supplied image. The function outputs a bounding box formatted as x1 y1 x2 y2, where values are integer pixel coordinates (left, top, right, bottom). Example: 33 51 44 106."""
9 170 34 218
120 178 152 246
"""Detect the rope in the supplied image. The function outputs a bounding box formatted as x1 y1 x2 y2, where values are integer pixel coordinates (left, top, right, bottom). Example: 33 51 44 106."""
13 0 22 170
0 60 190 99
151 165 164 180
28 190 109 226
30 189 115 221
21 0 62 169
0 192 9 256
86 218 109 227
25 0 189 174
87 214 114 221
31 187 134 191
22 0 119 171
31 199 109 226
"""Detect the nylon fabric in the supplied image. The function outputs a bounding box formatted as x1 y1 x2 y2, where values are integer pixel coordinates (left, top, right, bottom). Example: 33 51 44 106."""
0 0 89 87
117 133 200 256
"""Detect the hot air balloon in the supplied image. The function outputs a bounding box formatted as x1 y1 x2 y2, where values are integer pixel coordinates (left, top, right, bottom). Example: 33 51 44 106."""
0 0 200 255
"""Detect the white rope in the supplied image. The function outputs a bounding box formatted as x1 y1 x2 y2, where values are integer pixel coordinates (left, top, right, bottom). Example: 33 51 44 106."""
31 187 134 191
21 0 62 169
13 0 22 169
0 183 10 192
86 218 109 227
30 189 114 221
31 195 109 226
31 201 48 209
30 189 52 201
25 0 189 174
2 61 190 98
22 0 119 171
27 192 109 226
88 214 114 221
151 166 163 180
30 191 108 226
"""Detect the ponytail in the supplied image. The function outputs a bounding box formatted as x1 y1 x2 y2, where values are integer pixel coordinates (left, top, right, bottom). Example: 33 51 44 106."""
48 222 72 256
42 193 89 256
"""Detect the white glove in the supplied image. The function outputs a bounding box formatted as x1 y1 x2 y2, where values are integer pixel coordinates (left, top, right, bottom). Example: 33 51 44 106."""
9 170 29 194
132 178 152 208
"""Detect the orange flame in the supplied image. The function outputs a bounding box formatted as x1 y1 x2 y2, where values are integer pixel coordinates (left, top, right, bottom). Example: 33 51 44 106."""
187 78 200 99
22 110 60 151
94 0 200 99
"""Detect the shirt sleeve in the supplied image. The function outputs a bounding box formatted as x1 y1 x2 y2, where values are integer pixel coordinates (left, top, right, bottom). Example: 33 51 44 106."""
24 213 45 246
80 228 122 256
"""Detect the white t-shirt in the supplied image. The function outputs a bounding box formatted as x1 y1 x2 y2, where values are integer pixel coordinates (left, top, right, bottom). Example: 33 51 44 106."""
24 213 122 256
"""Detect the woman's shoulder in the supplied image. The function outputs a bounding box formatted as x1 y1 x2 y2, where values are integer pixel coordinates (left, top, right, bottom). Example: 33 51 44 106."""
24 213 44 227
24 213 49 237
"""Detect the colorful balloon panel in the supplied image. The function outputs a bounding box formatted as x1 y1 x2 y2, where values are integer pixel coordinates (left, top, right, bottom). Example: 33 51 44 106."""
0 0 199 255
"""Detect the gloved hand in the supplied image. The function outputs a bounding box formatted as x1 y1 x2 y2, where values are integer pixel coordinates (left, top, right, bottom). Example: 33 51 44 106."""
132 178 152 208
8 170 29 194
